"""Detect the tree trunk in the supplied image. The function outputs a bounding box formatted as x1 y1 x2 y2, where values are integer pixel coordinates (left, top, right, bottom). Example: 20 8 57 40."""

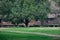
25 22 28 27
24 18 29 27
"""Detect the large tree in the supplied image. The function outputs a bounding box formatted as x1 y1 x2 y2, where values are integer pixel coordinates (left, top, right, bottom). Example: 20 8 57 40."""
0 0 51 27
11 0 50 26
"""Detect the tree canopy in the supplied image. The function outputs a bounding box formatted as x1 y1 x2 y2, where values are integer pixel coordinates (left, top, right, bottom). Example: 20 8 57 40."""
0 0 51 26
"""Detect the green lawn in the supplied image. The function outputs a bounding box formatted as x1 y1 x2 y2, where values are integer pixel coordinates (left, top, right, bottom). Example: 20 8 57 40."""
0 27 60 40
1 27 60 35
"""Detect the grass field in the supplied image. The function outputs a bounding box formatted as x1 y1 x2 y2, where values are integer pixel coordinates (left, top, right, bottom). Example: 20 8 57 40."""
0 27 60 40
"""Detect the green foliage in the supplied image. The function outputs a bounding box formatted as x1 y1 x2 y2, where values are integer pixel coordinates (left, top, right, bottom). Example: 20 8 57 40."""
0 0 51 25
0 0 12 15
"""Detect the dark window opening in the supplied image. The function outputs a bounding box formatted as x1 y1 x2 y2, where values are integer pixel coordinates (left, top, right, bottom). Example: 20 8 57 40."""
47 18 55 20
0 19 2 23
57 15 60 17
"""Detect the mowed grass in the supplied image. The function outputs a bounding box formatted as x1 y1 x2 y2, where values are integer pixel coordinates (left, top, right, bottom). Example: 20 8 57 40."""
0 31 54 40
0 27 60 35
0 27 60 40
